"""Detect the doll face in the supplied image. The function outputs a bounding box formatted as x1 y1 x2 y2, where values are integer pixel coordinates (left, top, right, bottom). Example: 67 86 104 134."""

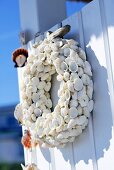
15 55 27 67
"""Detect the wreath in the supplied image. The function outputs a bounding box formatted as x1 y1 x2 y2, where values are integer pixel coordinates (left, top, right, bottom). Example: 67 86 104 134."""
14 25 94 148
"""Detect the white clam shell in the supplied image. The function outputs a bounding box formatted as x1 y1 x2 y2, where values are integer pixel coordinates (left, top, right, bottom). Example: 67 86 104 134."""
67 119 77 129
79 95 89 107
74 78 83 91
60 62 68 72
84 61 92 76
78 47 86 61
34 108 42 117
41 73 50 81
31 114 37 122
76 57 84 67
70 99 78 107
72 91 78 100
61 107 68 117
44 82 51 92
78 67 84 77
70 73 78 81
87 80 93 99
64 48 70 56
81 74 91 85
69 107 78 118
63 72 70 81
76 116 87 125
14 104 23 123
77 87 86 100
32 77 39 86
57 74 63 81
77 105 83 115
46 99 52 108
87 100 94 112
70 49 79 60
83 107 90 117
69 61 78 73
67 80 74 92
38 81 46 90
44 45 51 53
32 93 39 103
65 89 71 100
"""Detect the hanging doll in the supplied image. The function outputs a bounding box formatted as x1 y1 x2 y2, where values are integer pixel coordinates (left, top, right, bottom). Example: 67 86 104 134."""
12 48 28 67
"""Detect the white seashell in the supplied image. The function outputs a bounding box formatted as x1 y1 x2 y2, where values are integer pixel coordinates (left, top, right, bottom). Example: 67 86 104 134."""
36 100 43 107
70 49 78 60
79 95 89 107
24 77 30 85
78 67 84 77
37 81 46 90
38 44 45 53
70 45 78 51
69 107 78 118
87 80 93 99
37 63 44 72
53 58 61 67
70 73 78 81
87 100 94 112
77 105 83 115
34 108 42 117
14 104 23 123
69 61 78 73
64 48 70 56
46 99 52 108
72 91 78 100
77 57 84 67
31 114 37 122
57 74 63 81
65 57 71 65
77 87 86 100
67 119 77 129
60 62 68 72
65 89 71 100
70 99 78 107
74 78 83 91
44 45 51 53
61 107 68 117
50 43 58 52
67 80 74 92
31 85 37 93
30 64 36 74
38 53 46 61
67 39 79 46
32 77 39 86
81 74 91 85
83 107 90 117
32 93 39 103
63 72 70 81
44 65 51 73
78 47 86 61
41 73 50 81
44 82 51 92
84 61 92 76
76 116 87 125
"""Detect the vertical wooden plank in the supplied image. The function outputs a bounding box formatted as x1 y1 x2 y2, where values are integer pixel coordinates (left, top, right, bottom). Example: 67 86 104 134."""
82 0 114 169
62 11 95 170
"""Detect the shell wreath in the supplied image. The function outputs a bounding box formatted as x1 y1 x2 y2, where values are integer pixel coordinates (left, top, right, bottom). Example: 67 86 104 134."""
14 25 94 148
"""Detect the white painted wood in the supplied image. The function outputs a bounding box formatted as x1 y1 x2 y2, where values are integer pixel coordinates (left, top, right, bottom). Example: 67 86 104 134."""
81 0 114 170
17 0 114 169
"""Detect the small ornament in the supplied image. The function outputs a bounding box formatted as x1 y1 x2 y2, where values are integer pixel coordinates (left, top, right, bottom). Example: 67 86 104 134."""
12 48 28 67
21 130 32 149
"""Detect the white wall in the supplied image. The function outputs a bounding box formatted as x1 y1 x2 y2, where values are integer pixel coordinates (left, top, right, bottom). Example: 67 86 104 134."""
18 0 114 169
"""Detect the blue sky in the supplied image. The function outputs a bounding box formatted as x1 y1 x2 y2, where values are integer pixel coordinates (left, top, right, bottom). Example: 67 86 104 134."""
0 0 86 107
